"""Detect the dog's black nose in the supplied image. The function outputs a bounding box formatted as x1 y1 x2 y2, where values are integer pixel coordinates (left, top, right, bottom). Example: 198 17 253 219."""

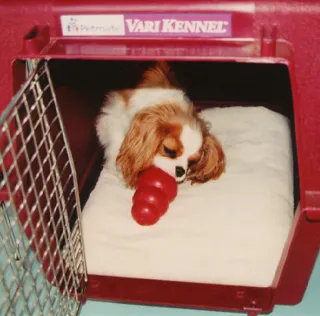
175 166 185 178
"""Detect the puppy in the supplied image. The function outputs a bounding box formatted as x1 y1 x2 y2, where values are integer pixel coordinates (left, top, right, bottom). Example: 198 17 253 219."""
96 61 225 188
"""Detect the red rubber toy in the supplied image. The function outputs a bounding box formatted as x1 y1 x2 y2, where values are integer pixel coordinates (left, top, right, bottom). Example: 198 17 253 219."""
132 166 178 226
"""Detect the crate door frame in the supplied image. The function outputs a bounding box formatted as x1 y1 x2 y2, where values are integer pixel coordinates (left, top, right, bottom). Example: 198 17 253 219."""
0 60 87 316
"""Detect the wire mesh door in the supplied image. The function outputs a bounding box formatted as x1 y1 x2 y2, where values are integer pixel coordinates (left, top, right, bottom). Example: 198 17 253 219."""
0 61 87 316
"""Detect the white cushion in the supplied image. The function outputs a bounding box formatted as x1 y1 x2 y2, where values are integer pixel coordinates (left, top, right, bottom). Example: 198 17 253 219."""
81 106 294 287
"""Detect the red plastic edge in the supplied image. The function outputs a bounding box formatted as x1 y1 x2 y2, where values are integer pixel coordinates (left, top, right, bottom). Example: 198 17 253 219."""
85 274 274 314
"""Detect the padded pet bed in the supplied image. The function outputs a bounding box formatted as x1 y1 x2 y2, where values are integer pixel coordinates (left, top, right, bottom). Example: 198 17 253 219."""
81 106 294 287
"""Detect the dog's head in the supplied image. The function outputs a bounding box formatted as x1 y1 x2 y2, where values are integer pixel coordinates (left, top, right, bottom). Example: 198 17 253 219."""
116 62 225 188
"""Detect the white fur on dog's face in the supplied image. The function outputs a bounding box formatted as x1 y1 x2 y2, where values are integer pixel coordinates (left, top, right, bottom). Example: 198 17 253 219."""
153 124 203 182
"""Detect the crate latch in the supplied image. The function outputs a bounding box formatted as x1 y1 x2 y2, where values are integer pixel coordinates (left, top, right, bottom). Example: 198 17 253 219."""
243 306 262 316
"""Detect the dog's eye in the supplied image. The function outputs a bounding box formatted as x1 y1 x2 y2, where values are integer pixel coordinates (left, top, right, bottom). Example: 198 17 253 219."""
188 160 197 168
163 146 177 158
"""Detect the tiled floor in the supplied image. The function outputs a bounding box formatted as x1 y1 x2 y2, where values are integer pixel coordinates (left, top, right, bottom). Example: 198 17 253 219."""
0 205 77 315
80 252 320 316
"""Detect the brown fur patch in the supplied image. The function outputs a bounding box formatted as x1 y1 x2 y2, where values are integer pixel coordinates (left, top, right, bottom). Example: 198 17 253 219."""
138 61 180 89
116 89 133 107
158 124 183 158
187 113 226 184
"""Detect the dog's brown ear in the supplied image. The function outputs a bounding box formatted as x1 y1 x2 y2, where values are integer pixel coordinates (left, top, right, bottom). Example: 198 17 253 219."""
138 61 180 89
187 133 225 184
116 107 169 188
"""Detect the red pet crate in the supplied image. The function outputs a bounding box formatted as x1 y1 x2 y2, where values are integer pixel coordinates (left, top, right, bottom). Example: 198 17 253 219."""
0 0 320 315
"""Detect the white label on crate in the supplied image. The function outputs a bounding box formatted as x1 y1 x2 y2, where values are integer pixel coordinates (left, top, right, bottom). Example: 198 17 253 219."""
60 15 125 36
60 14 232 37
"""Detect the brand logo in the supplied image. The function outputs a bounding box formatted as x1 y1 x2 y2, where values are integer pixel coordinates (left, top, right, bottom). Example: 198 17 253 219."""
65 17 122 34
124 14 232 37
61 15 125 36
125 18 229 35
67 17 79 33
61 14 232 37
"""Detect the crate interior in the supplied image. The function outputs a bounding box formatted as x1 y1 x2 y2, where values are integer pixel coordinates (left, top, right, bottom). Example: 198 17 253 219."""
34 59 298 209
10 59 300 288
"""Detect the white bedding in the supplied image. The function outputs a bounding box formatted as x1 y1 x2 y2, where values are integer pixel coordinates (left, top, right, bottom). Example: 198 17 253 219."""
81 106 294 287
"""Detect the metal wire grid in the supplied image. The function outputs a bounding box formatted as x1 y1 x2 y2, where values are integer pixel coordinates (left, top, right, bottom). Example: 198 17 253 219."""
0 61 87 316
